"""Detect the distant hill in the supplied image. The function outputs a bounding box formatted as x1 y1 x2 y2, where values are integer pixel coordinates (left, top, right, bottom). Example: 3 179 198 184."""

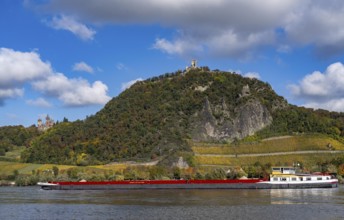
20 68 344 165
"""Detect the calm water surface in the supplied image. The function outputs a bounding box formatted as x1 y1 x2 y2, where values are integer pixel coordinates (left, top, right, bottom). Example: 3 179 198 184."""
0 185 343 220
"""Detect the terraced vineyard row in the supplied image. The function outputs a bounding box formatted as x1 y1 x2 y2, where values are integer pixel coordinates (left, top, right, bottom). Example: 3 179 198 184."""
192 135 344 167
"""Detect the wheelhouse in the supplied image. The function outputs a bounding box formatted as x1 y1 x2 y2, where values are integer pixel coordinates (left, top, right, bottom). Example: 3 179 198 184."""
271 167 296 175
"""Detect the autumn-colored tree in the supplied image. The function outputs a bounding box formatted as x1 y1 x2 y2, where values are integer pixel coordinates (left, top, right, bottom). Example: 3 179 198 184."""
338 164 344 176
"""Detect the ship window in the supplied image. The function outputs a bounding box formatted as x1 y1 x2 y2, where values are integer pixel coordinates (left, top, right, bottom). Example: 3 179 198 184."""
306 177 311 181
299 177 303 181
317 177 322 180
327 177 330 180
291 178 297 181
273 178 278 181
281 178 287 181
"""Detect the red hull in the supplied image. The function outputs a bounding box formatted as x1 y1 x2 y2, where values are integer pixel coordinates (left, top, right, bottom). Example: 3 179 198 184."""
50 179 266 186
39 178 337 190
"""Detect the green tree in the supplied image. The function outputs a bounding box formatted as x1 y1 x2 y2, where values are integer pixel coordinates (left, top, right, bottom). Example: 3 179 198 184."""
52 166 59 177
172 167 181 179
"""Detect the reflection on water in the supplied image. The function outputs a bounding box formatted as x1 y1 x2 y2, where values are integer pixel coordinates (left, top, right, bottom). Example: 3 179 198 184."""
270 188 339 205
0 185 343 219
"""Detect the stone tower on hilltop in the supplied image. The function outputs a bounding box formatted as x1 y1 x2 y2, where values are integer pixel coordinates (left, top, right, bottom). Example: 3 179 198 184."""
186 59 199 72
191 59 197 68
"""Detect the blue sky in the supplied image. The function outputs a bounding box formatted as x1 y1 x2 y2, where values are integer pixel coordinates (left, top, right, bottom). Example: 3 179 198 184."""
2 0 344 126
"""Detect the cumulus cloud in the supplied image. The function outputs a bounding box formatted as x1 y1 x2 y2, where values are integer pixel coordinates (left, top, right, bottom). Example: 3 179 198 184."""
73 61 94 73
284 1 344 56
0 48 51 87
121 78 143 91
153 38 203 56
289 62 344 112
0 88 24 105
243 72 261 79
0 48 50 104
228 69 261 80
0 47 110 107
39 0 344 58
49 15 96 41
26 98 52 108
32 73 111 106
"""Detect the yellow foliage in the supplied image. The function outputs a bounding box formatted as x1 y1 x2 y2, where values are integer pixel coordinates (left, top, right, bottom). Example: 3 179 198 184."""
338 164 344 176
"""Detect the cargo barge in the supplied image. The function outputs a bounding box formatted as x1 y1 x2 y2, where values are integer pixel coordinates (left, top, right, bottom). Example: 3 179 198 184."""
37 167 339 190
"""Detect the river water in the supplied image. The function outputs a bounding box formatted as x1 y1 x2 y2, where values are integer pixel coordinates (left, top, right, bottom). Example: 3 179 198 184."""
0 185 343 220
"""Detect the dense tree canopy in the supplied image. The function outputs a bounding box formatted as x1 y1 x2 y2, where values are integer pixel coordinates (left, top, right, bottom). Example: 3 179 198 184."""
0 125 38 156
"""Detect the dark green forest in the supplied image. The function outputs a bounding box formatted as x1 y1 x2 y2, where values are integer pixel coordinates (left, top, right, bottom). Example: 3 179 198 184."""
2 69 344 165
0 125 38 157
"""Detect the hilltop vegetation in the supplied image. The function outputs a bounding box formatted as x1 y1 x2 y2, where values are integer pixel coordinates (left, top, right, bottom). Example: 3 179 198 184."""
20 69 282 165
1 68 343 166
0 125 38 159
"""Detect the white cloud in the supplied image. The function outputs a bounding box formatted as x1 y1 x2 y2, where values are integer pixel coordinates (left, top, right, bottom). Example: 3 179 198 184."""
228 69 261 80
0 88 24 101
73 61 94 73
0 47 110 107
49 15 96 41
26 98 52 108
284 1 344 55
0 48 51 87
121 78 143 91
32 73 111 106
207 30 275 58
289 62 344 112
243 72 261 79
153 38 203 56
0 48 50 103
303 99 344 112
40 0 344 57
46 0 295 29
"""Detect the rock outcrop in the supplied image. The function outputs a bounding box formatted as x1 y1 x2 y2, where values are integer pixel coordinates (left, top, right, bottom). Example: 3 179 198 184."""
191 97 272 143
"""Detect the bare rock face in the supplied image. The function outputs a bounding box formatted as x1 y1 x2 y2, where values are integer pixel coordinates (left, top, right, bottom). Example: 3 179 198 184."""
234 99 272 139
191 97 272 143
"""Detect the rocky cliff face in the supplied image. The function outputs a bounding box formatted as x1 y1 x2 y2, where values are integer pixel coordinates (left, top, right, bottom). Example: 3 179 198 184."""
190 93 273 143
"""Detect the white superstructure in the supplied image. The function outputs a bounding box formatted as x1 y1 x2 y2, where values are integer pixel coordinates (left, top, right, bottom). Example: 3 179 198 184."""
266 167 338 185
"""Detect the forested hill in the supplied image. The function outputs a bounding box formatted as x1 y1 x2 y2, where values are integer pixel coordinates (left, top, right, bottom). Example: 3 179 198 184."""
0 125 38 157
20 68 344 165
